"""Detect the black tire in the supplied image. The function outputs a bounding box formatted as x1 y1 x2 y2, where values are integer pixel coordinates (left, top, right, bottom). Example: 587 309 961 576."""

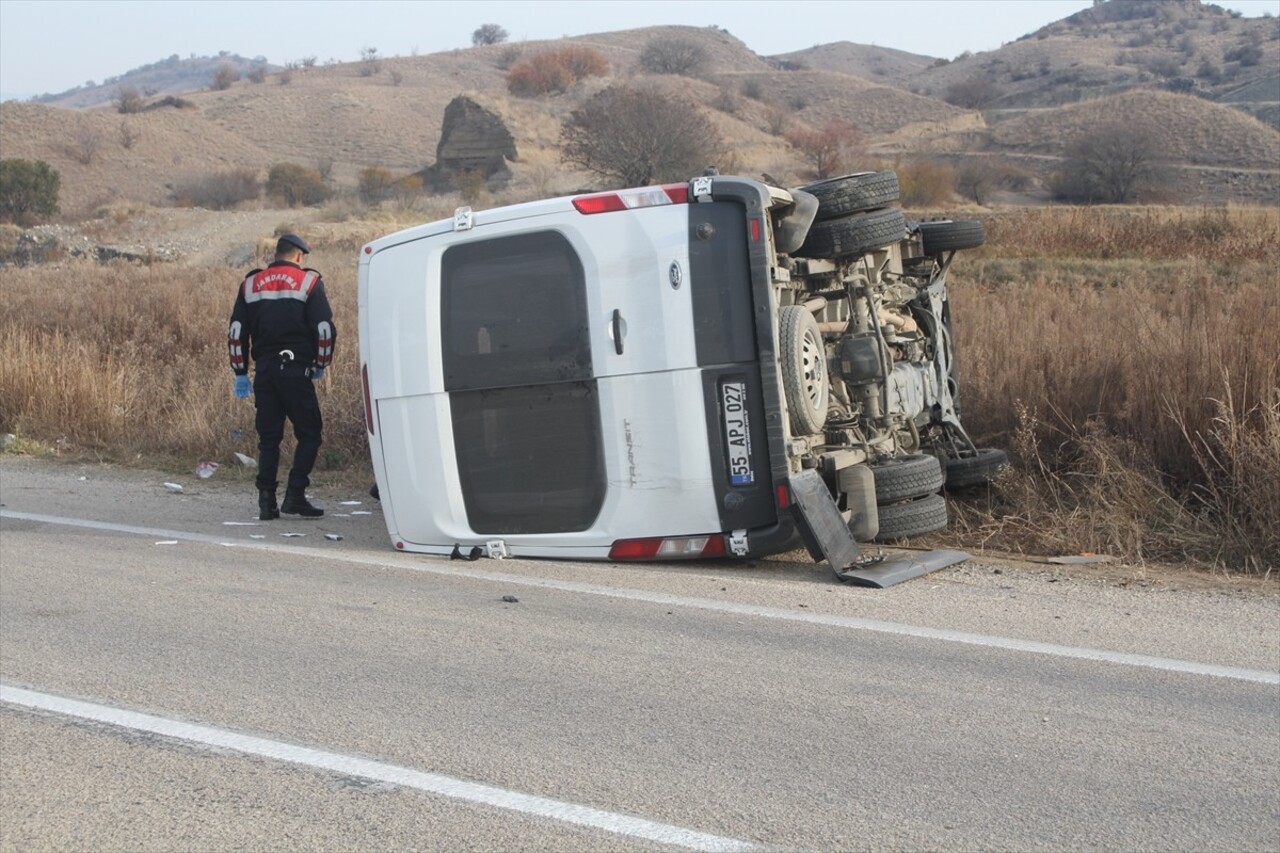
778 305 829 436
798 208 907 260
918 219 985 254
800 171 900 220
874 494 949 542
944 447 1009 490
871 454 945 504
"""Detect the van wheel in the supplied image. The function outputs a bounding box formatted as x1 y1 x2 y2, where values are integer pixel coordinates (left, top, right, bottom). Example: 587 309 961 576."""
779 305 829 436
871 454 944 504
799 171 900 220
798 208 907 260
873 494 948 542
918 219 985 254
945 447 1009 489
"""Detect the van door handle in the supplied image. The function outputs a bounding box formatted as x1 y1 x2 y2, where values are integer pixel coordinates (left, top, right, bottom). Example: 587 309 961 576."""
611 309 624 355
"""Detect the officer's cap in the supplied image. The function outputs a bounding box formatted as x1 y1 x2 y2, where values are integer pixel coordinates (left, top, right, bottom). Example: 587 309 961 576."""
277 233 311 254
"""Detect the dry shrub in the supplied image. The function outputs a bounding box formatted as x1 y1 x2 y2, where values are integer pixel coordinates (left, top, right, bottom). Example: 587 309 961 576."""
556 45 609 79
946 206 1280 571
896 158 956 206
983 206 1280 264
266 162 329 207
506 47 608 97
506 54 575 96
172 168 260 209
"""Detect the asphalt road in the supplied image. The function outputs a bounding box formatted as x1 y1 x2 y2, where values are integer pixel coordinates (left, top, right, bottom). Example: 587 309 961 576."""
2 457 1277 851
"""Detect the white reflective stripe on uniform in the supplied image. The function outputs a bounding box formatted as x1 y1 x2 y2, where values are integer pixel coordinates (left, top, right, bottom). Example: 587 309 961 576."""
228 320 245 370
316 320 334 363
300 270 319 294
245 288 311 303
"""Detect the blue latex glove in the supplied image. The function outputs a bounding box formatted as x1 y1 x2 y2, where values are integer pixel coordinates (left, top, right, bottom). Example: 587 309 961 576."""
233 375 251 398
310 367 325 380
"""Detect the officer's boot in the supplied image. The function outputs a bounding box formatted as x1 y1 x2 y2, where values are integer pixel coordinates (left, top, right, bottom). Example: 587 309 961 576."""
258 489 280 521
281 486 323 518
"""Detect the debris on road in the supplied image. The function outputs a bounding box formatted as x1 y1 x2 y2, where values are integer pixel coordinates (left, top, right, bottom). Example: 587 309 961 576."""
1045 554 1117 565
196 461 219 479
234 452 256 468
325 533 343 541
501 595 519 603
163 482 183 493
154 540 179 546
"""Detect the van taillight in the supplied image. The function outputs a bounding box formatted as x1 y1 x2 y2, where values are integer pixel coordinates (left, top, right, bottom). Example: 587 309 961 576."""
609 534 727 560
573 183 689 214
361 363 374 435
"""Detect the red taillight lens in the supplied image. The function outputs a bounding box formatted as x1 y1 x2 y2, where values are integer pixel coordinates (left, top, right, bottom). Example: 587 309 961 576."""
776 483 790 509
573 183 689 214
361 363 374 435
608 534 726 560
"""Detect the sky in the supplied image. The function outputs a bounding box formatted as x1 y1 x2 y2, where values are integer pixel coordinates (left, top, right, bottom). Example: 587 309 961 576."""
0 0 1276 99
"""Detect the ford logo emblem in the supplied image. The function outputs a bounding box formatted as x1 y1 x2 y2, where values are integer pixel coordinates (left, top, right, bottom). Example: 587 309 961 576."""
669 261 682 290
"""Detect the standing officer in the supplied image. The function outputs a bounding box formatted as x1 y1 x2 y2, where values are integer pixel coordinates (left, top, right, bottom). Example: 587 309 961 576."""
228 233 335 520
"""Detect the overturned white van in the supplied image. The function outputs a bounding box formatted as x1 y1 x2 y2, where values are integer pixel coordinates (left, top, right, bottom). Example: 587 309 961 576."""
358 172 1002 580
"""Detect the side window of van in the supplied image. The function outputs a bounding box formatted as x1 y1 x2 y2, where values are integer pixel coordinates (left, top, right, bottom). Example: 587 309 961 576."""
441 232 605 534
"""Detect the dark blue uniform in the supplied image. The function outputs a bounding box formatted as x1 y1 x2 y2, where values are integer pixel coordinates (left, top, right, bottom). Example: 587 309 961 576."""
228 260 335 493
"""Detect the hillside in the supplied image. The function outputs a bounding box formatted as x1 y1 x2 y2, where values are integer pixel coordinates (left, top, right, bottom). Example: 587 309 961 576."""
32 53 280 109
1 11 1278 216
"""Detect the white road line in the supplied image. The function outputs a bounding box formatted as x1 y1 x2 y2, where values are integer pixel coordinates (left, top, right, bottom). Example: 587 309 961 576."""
0 684 756 853
4 510 1278 687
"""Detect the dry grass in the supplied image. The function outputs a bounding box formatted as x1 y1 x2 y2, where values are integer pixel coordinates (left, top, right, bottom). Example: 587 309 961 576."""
943 206 1280 573
1 205 1277 573
0 251 368 486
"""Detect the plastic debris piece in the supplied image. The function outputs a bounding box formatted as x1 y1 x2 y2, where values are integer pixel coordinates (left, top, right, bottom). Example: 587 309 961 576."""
280 532 305 538
249 534 266 540
163 482 183 493
155 540 179 546
234 452 256 467
340 500 362 506
325 533 343 541
222 521 260 526
350 510 372 516
196 461 219 479
78 476 87 481
501 595 519 603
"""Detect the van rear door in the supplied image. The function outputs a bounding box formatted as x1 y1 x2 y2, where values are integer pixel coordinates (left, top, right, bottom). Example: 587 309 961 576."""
362 181 781 556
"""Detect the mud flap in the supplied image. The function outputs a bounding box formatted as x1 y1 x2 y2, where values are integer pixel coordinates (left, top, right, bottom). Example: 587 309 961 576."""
788 470 968 587
834 549 970 588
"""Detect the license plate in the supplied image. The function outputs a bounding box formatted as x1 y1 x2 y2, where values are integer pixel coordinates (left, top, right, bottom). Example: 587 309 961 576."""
721 382 754 485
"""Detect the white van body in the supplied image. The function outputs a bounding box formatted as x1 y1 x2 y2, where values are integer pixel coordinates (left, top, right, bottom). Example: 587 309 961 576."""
358 174 993 565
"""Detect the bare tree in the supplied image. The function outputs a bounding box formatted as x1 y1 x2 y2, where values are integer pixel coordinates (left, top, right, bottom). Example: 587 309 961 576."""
359 46 381 77
639 37 708 75
1054 125 1165 203
118 119 141 150
211 62 239 90
943 74 1003 109
69 126 104 165
472 23 509 46
956 158 1005 205
560 85 723 187
784 121 863 179
114 85 143 114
